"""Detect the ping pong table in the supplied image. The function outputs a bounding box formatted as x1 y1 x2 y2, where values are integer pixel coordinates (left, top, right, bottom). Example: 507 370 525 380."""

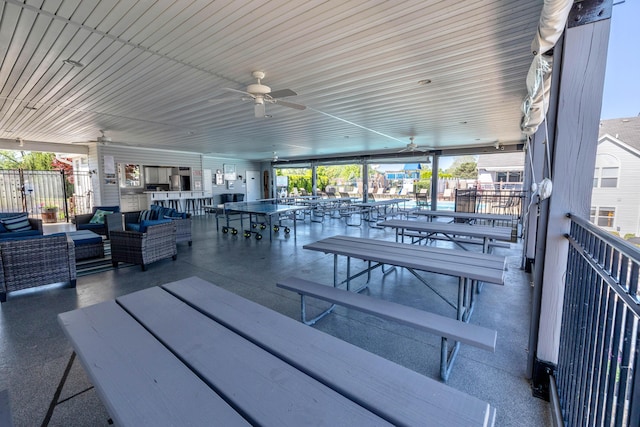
222 200 306 241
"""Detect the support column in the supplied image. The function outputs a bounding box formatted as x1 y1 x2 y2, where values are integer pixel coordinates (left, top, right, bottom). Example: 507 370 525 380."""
430 154 439 210
532 3 611 399
362 161 369 202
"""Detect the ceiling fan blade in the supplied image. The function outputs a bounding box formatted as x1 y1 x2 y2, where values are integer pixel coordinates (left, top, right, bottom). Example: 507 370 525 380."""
269 89 297 98
275 99 306 110
208 96 239 103
255 103 266 118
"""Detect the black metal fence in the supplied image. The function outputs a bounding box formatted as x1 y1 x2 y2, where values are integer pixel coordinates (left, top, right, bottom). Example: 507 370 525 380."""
559 214 639 426
454 189 526 218
0 169 94 221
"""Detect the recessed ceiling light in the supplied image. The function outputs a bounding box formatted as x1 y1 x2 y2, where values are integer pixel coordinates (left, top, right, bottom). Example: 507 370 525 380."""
63 59 84 67
417 79 432 86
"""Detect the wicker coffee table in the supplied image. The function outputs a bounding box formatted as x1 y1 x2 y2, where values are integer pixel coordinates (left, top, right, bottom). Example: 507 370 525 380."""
67 230 105 260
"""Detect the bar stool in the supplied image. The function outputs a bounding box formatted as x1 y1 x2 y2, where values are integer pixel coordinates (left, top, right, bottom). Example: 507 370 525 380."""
198 196 213 216
167 197 181 211
185 198 198 215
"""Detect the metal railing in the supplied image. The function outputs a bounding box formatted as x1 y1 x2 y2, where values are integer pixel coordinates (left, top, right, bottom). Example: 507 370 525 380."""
0 169 94 220
559 214 639 426
454 189 526 218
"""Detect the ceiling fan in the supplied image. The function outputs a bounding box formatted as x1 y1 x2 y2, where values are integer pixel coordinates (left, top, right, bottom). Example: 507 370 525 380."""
72 130 127 145
212 71 306 118
399 137 430 153
270 151 288 162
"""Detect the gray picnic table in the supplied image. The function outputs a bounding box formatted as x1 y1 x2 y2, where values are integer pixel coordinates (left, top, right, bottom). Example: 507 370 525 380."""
303 235 506 321
378 219 513 253
412 209 514 226
58 277 497 426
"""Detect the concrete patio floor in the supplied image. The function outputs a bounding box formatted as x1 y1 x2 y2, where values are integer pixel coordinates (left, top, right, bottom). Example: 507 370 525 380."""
0 214 551 426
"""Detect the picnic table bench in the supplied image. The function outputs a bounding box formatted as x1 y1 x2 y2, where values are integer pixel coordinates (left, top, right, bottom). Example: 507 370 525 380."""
277 276 497 382
58 277 497 426
303 235 506 322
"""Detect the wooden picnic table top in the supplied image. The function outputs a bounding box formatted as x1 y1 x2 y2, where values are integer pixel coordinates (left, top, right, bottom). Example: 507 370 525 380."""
378 219 513 242
304 235 506 284
58 276 496 426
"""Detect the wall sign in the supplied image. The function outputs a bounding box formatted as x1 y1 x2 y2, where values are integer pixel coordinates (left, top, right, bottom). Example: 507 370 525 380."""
223 164 236 180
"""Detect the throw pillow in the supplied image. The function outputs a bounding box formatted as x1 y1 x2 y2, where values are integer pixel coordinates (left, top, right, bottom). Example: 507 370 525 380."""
89 209 110 224
138 209 155 222
1 213 32 232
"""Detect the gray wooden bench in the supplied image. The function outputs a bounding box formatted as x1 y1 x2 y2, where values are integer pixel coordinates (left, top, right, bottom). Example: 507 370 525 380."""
277 276 497 383
59 277 497 426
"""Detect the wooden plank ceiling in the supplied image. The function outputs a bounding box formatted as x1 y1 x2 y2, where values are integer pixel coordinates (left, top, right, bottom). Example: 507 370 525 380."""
0 0 543 161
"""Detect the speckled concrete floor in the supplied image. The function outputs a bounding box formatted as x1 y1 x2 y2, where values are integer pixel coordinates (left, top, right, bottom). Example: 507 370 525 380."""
0 214 550 426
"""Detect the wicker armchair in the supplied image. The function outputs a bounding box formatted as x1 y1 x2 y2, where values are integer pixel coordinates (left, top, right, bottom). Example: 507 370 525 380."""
0 234 76 302
73 206 120 237
108 215 177 271
120 210 192 246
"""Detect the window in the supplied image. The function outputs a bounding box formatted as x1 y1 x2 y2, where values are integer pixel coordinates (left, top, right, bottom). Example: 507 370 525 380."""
595 207 615 228
600 167 618 187
119 164 141 188
593 154 620 188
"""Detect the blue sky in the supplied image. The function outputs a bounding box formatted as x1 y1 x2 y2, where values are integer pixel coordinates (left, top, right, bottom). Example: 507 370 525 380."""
601 1 640 119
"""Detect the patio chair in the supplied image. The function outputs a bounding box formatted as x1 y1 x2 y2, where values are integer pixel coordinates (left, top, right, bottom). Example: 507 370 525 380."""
0 233 76 302
118 207 192 246
108 216 177 271
73 206 120 237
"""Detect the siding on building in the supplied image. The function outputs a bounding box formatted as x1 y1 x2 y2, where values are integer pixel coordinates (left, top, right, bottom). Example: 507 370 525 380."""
592 116 640 237
93 145 260 207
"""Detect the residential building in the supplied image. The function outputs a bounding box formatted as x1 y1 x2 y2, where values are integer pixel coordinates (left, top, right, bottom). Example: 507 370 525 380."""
591 116 640 237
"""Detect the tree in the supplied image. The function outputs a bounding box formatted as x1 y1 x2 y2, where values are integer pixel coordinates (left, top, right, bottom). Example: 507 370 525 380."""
0 151 57 170
449 162 478 179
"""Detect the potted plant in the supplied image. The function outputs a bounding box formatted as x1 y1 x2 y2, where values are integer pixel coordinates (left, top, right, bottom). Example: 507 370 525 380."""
41 205 59 223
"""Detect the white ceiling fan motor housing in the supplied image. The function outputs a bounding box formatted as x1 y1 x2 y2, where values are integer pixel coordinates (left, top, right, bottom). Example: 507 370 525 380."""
246 83 271 96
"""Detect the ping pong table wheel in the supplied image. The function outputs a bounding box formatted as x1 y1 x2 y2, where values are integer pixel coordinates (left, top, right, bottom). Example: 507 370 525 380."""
260 224 266 230
243 231 251 238
255 233 262 240
231 228 238 235
273 225 280 232
284 227 290 234
222 226 228 233
252 223 257 228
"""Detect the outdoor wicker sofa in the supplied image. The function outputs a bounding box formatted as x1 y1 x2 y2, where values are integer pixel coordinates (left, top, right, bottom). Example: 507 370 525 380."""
0 212 43 240
107 215 177 271
0 233 76 302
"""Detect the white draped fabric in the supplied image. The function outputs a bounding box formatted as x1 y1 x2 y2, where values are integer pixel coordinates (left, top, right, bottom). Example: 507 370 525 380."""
521 0 573 135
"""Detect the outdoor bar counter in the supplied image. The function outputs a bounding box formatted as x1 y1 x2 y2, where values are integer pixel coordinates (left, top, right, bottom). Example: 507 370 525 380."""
144 191 211 212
